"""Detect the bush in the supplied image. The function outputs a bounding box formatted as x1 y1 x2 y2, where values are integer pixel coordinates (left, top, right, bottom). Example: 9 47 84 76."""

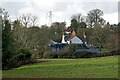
43 49 120 59
17 48 32 60
74 51 96 58
14 49 32 66
3 48 33 69
43 50 97 59
43 49 71 59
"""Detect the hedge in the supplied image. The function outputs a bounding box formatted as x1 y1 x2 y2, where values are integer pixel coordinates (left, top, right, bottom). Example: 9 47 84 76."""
43 49 120 59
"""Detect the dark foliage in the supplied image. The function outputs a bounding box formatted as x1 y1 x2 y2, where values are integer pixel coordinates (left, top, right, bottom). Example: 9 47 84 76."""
3 48 32 70
43 50 120 59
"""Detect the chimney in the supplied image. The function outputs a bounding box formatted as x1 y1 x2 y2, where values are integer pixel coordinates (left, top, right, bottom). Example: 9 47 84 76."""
83 32 87 45
71 29 76 37
61 32 66 43
83 32 86 38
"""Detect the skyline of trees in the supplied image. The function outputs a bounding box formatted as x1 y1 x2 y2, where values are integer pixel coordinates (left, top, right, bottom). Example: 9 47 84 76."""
0 7 119 28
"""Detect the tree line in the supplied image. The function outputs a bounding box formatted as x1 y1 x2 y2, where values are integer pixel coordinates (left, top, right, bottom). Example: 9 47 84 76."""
0 8 119 69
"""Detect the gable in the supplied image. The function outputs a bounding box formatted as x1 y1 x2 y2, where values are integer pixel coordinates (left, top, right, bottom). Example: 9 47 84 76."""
70 36 83 44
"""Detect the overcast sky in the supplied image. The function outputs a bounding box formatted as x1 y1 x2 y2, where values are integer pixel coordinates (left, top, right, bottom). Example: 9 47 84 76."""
1 0 119 26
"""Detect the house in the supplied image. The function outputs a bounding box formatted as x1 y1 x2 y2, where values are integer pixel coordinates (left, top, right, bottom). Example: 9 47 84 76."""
49 29 87 51
64 30 87 45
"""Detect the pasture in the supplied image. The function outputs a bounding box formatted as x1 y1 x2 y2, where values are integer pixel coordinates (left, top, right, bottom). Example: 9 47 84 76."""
2 56 118 78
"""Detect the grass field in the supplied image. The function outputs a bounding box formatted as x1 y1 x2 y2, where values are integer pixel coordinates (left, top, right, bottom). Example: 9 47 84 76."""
2 56 118 78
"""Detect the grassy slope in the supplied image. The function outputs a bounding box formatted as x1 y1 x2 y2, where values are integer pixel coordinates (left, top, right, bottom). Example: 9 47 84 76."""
2 56 118 78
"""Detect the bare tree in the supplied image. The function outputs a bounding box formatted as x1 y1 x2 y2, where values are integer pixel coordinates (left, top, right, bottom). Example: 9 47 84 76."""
0 8 10 29
18 14 38 27
31 16 38 27
86 9 106 28
0 8 9 21
19 14 31 27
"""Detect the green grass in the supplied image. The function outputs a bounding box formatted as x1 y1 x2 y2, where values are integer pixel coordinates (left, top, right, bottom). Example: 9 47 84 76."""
101 48 109 51
2 56 118 78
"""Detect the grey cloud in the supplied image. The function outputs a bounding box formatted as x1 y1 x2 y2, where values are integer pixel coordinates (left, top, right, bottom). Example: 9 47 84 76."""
1 2 27 15
118 1 120 22
1 1 118 25
53 2 73 12
81 2 118 14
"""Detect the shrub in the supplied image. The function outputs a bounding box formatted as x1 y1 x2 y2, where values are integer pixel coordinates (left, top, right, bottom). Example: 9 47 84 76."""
17 48 32 60
68 44 77 53
5 48 33 69
74 51 97 58
43 50 97 59
43 48 120 59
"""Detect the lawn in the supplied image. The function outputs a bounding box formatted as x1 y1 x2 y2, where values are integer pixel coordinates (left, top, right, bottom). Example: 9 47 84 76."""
2 56 118 78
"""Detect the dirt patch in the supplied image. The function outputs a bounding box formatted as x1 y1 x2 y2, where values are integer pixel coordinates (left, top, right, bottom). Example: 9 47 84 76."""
85 74 95 77
36 60 49 63
34 60 52 63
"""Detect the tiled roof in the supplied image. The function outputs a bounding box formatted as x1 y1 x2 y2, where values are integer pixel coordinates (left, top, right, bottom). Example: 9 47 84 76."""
65 35 86 42
64 29 86 42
